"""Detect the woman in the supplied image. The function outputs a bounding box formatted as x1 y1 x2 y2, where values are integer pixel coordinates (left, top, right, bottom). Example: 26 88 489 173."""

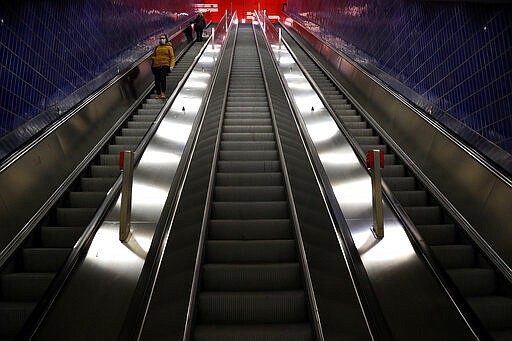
151 34 175 99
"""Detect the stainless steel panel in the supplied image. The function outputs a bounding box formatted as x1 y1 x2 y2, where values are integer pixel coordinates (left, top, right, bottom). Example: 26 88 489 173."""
267 37 476 339
284 19 512 270
0 59 154 250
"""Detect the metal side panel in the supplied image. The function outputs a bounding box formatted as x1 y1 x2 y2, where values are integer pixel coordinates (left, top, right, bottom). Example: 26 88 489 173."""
0 79 146 248
282 19 512 270
265 22 477 340
32 40 223 341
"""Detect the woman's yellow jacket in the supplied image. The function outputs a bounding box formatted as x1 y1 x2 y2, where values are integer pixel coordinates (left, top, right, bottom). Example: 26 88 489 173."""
152 43 176 68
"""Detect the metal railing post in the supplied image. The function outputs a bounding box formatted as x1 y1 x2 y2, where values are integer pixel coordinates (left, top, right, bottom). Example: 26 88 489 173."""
367 149 384 239
119 150 134 242
278 27 282 49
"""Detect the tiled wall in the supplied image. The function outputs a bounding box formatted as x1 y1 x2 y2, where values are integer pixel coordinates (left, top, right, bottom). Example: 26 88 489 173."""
0 0 197 158
287 0 512 167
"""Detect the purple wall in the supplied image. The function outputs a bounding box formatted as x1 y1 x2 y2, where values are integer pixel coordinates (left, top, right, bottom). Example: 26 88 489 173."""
0 0 198 159
287 0 512 164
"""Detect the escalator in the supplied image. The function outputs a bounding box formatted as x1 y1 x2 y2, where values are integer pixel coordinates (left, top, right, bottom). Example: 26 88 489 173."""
192 24 313 339
130 23 376 341
279 24 512 340
0 38 207 340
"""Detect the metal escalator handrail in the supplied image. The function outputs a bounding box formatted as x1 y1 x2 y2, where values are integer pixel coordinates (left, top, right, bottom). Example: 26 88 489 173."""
254 11 393 340
251 22 325 341
18 29 217 341
117 12 237 341
277 22 487 338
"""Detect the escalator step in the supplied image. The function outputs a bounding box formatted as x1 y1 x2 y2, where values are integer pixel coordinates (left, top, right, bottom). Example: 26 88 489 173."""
1 273 55 301
81 177 116 191
193 323 313 341
0 302 36 338
216 173 283 186
393 190 428 206
214 186 285 202
381 164 406 177
207 240 297 264
145 98 165 104
136 108 160 115
383 154 396 165
132 114 157 122
56 207 96 226
332 104 352 111
225 107 270 112
355 136 380 145
225 102 269 108
349 128 374 136
127 121 152 129
447 268 496 297
115 136 142 145
430 245 475 268
219 151 278 161
202 263 301 291
41 226 85 247
339 115 361 123
223 125 273 133
385 177 416 191
100 154 120 165
220 141 276 151
108 144 137 154
224 119 272 127
209 219 293 240
90 165 120 177
23 248 70 272
68 192 105 208
221 132 275 141
212 201 288 220
198 291 307 324
467 296 512 329
345 122 367 129
224 112 269 119
228 91 267 97
121 128 147 136
404 206 442 225
142 103 164 109
217 160 281 173
416 224 457 245
226 96 267 101
359 144 388 153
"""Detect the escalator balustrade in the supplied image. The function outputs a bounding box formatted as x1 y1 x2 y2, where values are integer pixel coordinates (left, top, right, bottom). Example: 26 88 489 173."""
281 26 512 340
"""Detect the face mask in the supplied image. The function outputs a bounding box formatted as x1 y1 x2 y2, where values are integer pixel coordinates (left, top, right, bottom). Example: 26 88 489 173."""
159 38 166 44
